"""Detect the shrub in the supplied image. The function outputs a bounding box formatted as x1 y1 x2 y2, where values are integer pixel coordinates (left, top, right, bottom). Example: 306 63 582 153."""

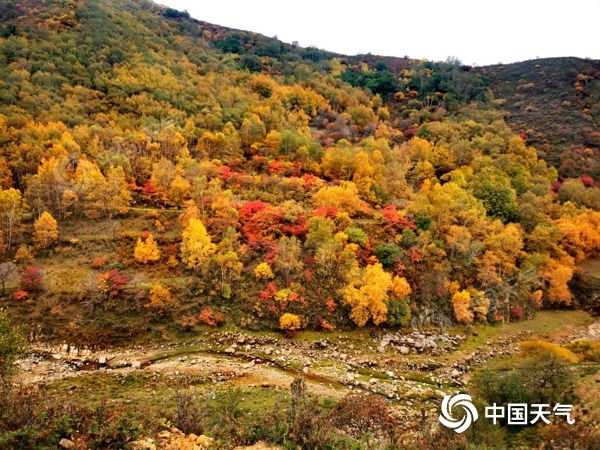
145 284 177 314
373 243 401 266
331 393 394 438
170 389 207 436
181 315 199 330
91 255 109 269
13 290 28 301
13 245 34 267
343 227 368 246
133 234 161 264
314 318 334 331
564 340 600 362
198 308 225 327
97 269 129 298
33 211 58 249
519 340 579 363
19 267 44 292
254 262 274 280
511 304 523 321
279 313 302 332
0 308 25 378
386 297 411 327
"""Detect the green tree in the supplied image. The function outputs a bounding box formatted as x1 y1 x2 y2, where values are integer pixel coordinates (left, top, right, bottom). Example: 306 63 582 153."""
472 168 517 222
472 355 576 414
373 243 401 267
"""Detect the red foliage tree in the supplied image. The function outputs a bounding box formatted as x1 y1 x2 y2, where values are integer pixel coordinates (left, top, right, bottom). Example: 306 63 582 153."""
221 166 233 182
282 211 308 238
241 205 284 248
381 205 416 233
259 282 277 301
581 176 594 188
302 173 317 189
13 290 29 301
512 305 523 321
142 181 157 199
311 206 339 218
97 269 130 298
20 267 44 292
238 200 267 222
198 308 225 327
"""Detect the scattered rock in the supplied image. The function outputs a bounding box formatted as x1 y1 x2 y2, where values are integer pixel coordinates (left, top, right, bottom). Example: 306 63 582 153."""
313 340 328 349
422 338 437 349
129 439 156 450
58 438 76 449
399 346 410 355
233 441 282 449
98 356 107 365
131 361 142 369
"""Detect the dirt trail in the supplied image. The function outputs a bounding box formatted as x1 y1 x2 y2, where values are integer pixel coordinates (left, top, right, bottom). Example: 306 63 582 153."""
15 316 598 403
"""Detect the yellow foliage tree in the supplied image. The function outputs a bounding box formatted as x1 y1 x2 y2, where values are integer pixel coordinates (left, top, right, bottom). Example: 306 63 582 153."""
180 218 216 270
14 245 34 267
279 313 302 331
145 284 178 314
313 182 363 216
134 234 161 264
343 263 393 326
105 166 132 216
452 290 473 324
391 276 412 298
0 188 23 249
34 211 58 249
168 174 191 207
254 262 274 280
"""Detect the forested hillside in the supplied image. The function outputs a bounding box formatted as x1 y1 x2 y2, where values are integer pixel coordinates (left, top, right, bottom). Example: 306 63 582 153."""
476 57 600 172
2 1 600 449
0 0 599 345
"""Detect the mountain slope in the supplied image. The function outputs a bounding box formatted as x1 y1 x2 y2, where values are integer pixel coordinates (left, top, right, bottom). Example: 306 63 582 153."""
475 57 600 173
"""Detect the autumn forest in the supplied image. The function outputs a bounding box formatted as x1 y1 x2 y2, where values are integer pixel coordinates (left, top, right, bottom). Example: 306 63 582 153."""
1 0 600 449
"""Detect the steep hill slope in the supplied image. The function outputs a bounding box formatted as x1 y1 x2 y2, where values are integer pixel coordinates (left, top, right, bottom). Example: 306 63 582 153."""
475 58 600 173
1 2 600 449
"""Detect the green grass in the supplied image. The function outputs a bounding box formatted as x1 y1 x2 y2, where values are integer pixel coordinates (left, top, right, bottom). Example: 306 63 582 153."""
404 373 437 386
456 310 593 353
357 367 391 380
